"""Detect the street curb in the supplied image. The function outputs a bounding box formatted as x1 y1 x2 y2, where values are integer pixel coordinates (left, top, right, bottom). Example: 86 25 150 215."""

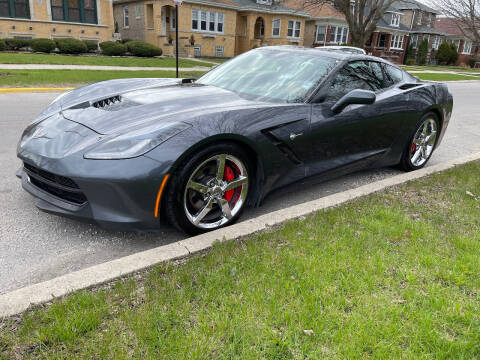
1 152 480 318
0 87 73 93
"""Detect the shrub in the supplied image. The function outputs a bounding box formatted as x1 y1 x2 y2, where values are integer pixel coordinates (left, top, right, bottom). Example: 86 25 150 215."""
30 38 56 53
403 43 414 64
100 41 127 56
0 39 5 52
126 41 162 57
449 43 459 64
56 38 88 54
405 58 416 66
83 40 98 52
5 38 31 50
436 42 452 65
416 38 428 65
470 57 478 68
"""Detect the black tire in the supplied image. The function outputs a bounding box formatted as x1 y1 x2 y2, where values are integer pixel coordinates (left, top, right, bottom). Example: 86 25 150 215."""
399 112 440 172
164 142 252 235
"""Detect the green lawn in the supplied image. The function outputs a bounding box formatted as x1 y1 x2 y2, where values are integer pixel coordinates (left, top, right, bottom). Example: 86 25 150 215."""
0 53 215 68
196 57 231 64
2 161 480 359
402 65 480 73
410 72 480 81
0 69 206 87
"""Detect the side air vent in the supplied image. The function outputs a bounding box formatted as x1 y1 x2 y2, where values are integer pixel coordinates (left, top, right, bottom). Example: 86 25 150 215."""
399 83 421 90
92 95 122 109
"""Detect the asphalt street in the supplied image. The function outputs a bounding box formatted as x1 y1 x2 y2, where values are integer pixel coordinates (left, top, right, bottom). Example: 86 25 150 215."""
1 82 479 294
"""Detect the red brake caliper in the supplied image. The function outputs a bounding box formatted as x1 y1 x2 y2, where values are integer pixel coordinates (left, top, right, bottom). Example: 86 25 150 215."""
223 166 235 202
411 142 416 154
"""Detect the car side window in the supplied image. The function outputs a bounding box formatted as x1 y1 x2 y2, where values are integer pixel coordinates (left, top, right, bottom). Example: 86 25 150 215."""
383 64 404 87
325 61 383 103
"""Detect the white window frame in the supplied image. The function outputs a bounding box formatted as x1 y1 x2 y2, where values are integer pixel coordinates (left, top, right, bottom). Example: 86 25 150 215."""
417 11 422 25
287 20 301 38
330 26 349 44
215 45 224 57
316 25 326 43
390 34 404 50
272 18 280 37
462 40 472 54
256 0 272 4
194 45 201 57
123 6 129 28
170 7 176 29
432 36 441 50
191 9 224 33
135 4 141 19
411 34 418 49
390 13 400 27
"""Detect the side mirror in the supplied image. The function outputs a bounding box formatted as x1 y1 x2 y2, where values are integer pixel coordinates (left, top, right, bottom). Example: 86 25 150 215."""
331 89 376 113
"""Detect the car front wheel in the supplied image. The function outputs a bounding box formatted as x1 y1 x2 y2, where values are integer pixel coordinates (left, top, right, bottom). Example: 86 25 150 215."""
164 143 251 235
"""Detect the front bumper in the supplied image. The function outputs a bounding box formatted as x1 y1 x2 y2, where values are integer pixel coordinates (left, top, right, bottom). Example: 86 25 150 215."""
17 155 170 232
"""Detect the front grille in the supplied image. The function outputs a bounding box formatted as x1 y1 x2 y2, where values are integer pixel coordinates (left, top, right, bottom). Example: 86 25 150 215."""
23 163 87 205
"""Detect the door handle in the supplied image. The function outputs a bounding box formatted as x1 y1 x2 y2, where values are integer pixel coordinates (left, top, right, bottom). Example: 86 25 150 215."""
289 132 303 140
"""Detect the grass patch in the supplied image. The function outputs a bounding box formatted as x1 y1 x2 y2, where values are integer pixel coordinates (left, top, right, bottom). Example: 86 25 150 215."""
409 72 480 81
0 69 206 87
402 65 480 73
196 57 231 64
2 161 480 359
0 53 214 68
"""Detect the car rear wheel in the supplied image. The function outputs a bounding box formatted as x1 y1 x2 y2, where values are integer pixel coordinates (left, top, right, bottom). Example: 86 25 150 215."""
399 113 439 171
164 143 251 235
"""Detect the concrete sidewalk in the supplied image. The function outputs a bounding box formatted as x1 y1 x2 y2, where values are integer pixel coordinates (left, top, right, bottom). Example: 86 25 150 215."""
0 64 211 71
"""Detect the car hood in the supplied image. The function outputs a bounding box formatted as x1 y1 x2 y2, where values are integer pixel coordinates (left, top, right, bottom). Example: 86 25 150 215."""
53 79 271 135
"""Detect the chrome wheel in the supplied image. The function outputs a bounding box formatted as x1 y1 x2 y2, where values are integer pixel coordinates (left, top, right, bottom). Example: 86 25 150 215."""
183 154 248 230
410 117 437 167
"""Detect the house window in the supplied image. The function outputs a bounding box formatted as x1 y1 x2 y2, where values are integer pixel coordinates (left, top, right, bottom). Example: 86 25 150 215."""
390 13 400 27
256 0 272 4
0 0 30 18
194 45 201 57
191 9 224 33
135 4 140 19
432 36 441 50
377 33 387 48
449 39 461 51
272 18 280 37
316 25 326 43
417 11 422 25
410 34 418 48
51 0 96 24
462 40 472 54
390 34 404 49
170 7 176 29
287 20 301 38
330 26 348 44
122 6 129 27
215 45 224 57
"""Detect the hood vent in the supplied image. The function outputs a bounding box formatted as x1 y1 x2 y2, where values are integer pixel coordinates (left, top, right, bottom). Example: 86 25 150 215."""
91 95 140 111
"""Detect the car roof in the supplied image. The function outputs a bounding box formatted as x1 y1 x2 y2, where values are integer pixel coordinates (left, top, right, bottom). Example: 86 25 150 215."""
256 45 397 67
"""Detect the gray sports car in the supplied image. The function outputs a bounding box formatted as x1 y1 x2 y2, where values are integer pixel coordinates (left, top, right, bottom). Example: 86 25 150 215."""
17 46 453 234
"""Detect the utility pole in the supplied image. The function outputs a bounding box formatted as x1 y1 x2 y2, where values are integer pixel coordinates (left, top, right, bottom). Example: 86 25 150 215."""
175 4 179 78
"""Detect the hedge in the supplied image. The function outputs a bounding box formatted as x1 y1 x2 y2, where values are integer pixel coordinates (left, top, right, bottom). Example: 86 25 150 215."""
30 38 56 53
99 41 127 56
5 38 31 50
83 40 98 52
0 39 5 52
56 38 88 54
126 41 162 57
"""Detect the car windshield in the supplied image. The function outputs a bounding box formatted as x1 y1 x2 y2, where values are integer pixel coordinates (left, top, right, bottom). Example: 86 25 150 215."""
196 49 337 103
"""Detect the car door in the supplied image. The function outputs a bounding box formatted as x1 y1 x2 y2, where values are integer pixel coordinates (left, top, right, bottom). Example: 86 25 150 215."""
304 60 406 176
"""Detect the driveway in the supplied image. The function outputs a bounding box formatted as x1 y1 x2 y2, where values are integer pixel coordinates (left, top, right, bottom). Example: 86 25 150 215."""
1 81 479 294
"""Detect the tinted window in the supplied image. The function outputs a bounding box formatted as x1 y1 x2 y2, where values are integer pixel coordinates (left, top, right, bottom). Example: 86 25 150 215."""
325 61 384 103
384 64 403 86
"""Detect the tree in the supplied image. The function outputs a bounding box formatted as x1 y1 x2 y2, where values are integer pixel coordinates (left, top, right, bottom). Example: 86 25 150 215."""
436 0 480 49
296 0 398 48
416 38 428 65
436 41 453 64
404 43 414 64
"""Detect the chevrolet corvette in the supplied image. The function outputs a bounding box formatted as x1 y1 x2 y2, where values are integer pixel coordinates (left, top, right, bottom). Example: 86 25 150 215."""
17 46 453 234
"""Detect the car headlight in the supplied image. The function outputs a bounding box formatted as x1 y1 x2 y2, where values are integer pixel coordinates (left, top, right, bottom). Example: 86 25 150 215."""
84 121 191 160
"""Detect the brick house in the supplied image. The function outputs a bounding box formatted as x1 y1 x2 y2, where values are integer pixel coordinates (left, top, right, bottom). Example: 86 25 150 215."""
0 0 114 43
112 0 309 57
435 17 479 67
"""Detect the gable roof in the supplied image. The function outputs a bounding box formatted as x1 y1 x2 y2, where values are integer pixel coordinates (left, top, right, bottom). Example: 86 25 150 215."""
394 0 439 15
282 0 345 20
435 17 465 36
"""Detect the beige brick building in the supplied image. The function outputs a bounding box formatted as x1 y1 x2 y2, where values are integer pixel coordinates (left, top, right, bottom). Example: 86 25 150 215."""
0 0 114 43
113 0 309 57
